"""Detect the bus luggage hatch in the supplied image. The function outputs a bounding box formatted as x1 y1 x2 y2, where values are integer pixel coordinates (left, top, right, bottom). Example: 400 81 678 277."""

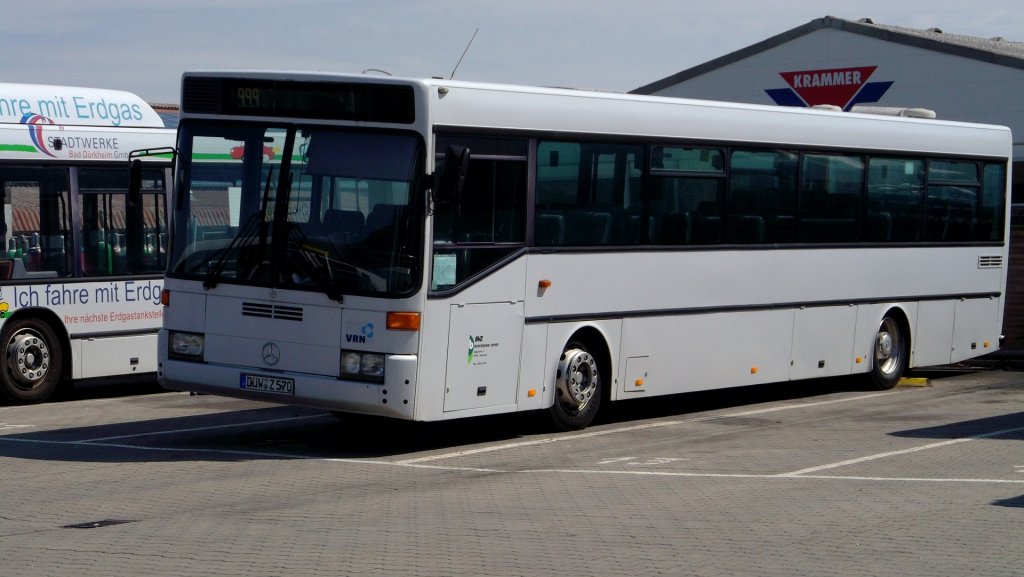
444 301 524 412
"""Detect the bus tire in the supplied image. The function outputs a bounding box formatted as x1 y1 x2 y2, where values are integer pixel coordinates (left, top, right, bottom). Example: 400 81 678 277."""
0 318 63 404
547 341 602 431
867 313 907 390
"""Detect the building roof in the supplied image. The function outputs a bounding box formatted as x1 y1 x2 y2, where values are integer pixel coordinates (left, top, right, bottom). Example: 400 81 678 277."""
151 103 179 129
632 15 1024 95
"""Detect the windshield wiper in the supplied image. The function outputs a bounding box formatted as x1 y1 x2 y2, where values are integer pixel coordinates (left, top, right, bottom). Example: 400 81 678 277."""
203 211 262 289
203 166 275 289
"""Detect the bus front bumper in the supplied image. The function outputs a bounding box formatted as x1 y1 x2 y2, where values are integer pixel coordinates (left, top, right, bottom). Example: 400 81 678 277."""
158 355 418 419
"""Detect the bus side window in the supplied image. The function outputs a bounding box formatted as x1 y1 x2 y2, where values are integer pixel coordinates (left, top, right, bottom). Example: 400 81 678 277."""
78 167 167 277
649 177 724 244
650 146 726 245
728 149 797 244
926 160 980 243
867 158 924 242
432 134 527 290
1 166 73 277
537 140 644 246
978 163 1006 241
798 154 864 243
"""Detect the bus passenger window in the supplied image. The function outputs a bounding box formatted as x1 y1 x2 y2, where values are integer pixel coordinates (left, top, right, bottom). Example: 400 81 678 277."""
728 150 797 244
432 134 526 290
798 154 863 243
650 146 726 245
925 160 979 243
537 140 644 246
978 163 1006 241
650 177 723 244
0 166 73 277
867 158 924 242
78 167 167 276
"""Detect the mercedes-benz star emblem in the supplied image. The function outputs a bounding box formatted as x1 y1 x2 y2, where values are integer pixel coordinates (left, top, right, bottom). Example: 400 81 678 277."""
262 342 281 366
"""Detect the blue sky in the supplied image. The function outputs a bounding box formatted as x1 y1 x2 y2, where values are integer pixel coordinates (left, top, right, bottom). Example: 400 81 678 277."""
4 0 1023 104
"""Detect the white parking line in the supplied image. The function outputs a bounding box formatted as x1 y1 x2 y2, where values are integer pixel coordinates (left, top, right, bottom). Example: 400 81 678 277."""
5 388 1019 486
779 424 1024 477
77 414 326 443
395 418 697 464
516 468 1024 484
5 434 1023 484
0 436 302 459
395 391 893 465
0 391 191 413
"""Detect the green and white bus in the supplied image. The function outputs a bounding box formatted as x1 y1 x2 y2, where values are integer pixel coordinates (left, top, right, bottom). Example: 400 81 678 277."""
0 83 174 403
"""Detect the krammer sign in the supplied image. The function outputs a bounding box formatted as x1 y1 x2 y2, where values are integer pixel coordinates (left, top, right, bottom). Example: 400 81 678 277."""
765 66 894 110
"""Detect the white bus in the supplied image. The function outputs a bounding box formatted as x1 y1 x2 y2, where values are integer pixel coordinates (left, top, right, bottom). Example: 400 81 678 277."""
157 71 1010 430
0 83 174 403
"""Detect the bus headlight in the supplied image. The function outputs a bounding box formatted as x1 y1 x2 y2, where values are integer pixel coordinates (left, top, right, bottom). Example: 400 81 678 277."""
340 350 385 382
360 353 385 378
169 331 205 360
341 352 362 375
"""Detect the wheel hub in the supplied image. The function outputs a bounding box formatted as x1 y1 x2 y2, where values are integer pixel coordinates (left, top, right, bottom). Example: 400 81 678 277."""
876 332 893 360
874 318 902 376
557 349 598 410
7 332 50 387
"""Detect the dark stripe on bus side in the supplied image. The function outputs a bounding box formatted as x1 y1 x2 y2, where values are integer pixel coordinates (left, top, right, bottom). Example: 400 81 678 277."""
67 328 159 339
523 292 1001 325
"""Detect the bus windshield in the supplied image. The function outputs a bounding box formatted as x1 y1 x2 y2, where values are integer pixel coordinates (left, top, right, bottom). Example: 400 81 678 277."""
170 123 423 298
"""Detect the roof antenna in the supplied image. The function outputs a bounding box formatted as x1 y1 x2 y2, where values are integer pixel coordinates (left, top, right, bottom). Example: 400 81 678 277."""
450 28 479 80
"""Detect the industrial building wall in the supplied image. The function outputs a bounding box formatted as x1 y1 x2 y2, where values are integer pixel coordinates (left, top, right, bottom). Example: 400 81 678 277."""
1000 213 1024 356
648 28 1024 145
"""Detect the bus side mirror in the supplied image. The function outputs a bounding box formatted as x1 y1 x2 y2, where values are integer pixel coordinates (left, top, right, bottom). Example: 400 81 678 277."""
437 145 470 204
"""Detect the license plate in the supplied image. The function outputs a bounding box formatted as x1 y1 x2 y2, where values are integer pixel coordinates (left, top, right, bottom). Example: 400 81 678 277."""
240 373 295 395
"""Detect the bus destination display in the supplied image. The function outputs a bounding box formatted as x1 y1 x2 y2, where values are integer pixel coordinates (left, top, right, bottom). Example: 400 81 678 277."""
183 77 415 124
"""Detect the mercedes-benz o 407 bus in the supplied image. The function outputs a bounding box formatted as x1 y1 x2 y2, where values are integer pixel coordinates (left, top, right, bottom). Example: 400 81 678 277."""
155 71 1010 430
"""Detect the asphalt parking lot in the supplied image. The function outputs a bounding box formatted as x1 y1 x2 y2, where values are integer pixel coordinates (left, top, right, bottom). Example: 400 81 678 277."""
1 368 1022 577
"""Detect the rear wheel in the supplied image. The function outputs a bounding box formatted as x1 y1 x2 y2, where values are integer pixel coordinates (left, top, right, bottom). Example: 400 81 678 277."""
868 314 906 390
0 318 64 404
547 342 602 431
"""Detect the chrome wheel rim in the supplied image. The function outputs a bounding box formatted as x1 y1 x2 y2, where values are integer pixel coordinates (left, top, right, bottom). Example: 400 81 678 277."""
6 329 50 390
875 318 902 377
556 348 599 413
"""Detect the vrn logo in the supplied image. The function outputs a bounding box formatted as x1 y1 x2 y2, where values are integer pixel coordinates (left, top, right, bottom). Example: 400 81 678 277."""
765 66 893 111
468 335 484 364
345 323 375 344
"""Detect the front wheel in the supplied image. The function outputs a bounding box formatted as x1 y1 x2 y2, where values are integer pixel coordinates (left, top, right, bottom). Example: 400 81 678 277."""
547 342 602 431
867 315 907 390
0 318 64 404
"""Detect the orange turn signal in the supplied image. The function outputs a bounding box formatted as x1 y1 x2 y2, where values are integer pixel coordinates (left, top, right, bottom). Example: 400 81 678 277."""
387 311 421 331
538 279 552 289
160 289 171 307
